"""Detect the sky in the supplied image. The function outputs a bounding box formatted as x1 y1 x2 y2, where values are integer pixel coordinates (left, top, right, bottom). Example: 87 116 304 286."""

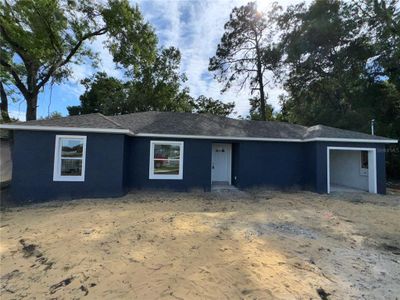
8 0 305 121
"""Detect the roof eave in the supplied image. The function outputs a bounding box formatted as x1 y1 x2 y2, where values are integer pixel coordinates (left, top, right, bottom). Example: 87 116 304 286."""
134 133 398 143
304 137 398 144
0 126 396 143
0 124 134 135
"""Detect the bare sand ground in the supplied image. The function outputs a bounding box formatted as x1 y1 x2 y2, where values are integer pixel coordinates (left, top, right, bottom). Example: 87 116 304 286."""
1 190 399 299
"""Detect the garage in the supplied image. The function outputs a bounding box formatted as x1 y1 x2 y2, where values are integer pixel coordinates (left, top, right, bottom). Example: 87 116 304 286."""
327 147 377 193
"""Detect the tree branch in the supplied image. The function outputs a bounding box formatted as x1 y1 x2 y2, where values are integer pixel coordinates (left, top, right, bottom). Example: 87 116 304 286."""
238 72 251 91
219 58 256 66
236 68 258 72
0 81 11 122
31 2 61 54
0 24 30 62
35 27 107 92
0 58 29 98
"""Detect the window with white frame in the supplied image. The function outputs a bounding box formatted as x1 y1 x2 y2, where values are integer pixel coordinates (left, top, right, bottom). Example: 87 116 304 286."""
360 150 369 176
149 141 184 180
53 135 87 181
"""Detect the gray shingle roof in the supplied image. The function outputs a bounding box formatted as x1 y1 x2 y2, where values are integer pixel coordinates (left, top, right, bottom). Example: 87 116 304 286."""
18 113 124 130
304 125 390 141
2 111 396 142
110 112 308 139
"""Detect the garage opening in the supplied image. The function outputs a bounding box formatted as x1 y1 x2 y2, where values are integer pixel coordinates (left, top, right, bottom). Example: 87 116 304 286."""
327 147 377 194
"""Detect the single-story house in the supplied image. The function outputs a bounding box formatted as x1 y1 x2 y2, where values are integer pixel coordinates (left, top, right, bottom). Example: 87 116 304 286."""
0 112 397 201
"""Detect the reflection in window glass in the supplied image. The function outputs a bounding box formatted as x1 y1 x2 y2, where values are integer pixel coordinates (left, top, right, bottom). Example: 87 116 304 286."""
154 159 179 175
61 139 83 157
154 144 180 160
61 159 82 176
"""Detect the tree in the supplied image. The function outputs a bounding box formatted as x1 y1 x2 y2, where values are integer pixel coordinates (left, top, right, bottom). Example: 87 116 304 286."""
67 72 127 116
0 71 21 122
0 81 10 122
209 2 281 121
277 0 400 178
248 96 274 120
356 0 400 179
191 95 235 116
68 48 193 115
352 0 400 90
277 0 400 132
40 111 62 119
278 0 374 125
0 0 157 120
127 47 192 113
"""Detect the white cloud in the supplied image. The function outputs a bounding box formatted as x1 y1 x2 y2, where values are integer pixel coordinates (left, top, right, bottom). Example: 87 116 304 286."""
58 82 85 100
90 35 124 78
135 0 251 116
69 61 93 82
136 0 307 117
9 110 26 121
67 34 123 83
57 0 308 118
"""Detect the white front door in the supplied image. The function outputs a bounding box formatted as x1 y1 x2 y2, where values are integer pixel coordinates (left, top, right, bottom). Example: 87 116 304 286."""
211 143 231 183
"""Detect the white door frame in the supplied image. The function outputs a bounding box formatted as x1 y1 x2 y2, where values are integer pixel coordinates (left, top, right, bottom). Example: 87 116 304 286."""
327 147 377 194
211 143 232 185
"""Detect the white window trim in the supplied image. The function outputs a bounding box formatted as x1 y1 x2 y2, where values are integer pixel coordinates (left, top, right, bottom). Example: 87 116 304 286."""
53 135 87 182
149 141 184 180
326 147 377 194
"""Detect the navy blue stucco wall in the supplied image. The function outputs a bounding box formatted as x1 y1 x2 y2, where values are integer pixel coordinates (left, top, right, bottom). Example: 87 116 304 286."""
9 130 388 201
124 138 314 191
125 137 212 191
231 141 387 194
11 130 126 201
232 141 310 189
302 142 318 191
231 143 240 186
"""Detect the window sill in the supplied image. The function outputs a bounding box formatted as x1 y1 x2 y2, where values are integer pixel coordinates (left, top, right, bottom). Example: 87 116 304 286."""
53 176 85 182
149 175 183 180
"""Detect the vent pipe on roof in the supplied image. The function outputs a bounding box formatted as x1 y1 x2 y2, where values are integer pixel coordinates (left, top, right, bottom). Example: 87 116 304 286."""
371 119 375 135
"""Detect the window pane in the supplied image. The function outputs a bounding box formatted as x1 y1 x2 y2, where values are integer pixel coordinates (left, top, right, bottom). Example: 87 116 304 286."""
62 139 83 157
61 159 82 176
154 159 179 175
361 151 368 169
154 144 180 160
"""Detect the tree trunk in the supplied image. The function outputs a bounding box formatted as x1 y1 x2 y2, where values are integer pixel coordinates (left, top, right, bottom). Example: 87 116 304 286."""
0 82 11 122
256 55 266 121
254 33 266 121
257 71 266 121
26 94 38 121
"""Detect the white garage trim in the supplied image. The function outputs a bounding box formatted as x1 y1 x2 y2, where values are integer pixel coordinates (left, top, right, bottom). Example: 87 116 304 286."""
327 147 377 194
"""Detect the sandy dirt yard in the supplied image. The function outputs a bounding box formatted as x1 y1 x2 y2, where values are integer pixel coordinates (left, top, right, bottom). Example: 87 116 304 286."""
1 190 399 300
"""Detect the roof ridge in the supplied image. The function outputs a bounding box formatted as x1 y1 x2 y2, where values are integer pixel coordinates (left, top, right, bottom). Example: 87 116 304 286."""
133 111 310 129
108 110 302 123
97 113 126 129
